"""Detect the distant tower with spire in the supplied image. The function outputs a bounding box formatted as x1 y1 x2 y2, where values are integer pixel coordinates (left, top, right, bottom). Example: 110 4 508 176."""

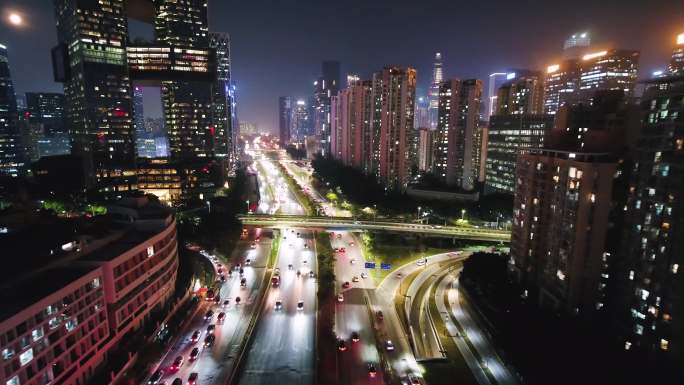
428 52 443 130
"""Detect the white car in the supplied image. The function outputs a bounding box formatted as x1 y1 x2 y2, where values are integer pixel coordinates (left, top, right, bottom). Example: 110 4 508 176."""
337 293 344 302
361 272 368 279
416 259 426 266
350 259 356 265
385 340 395 351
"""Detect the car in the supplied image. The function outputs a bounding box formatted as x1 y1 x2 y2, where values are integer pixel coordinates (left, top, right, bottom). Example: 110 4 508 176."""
235 296 241 305
416 259 426 266
351 331 360 342
337 234 342 239
206 324 215 334
245 258 252 265
275 267 281 275
376 311 384 321
352 276 359 282
219 274 226 282
239 268 245 276
214 294 221 304
297 300 304 311
171 355 184 370
296 232 300 238
349 241 355 246
304 243 309 249
333 247 339 252
342 281 350 289
188 373 198 385
405 373 422 385
234 263 241 271
223 299 230 307
189 347 200 361
339 247 346 253
251 242 257 249
385 340 395 351
149 370 163 384
350 259 356 264
337 293 344 302
361 272 368 279
171 378 183 385
217 312 226 322
191 330 201 343
368 363 377 378
204 310 213 321
302 259 308 264
206 289 215 301
275 300 283 310
296 270 301 277
240 277 247 287
337 339 347 351
204 334 215 347
309 271 315 278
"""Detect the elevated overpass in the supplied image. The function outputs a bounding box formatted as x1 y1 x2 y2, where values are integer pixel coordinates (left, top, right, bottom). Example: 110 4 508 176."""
238 214 511 243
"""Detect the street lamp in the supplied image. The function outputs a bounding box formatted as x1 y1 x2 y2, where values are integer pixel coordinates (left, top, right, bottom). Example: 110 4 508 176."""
461 209 466 221
418 206 422 219
246 199 250 213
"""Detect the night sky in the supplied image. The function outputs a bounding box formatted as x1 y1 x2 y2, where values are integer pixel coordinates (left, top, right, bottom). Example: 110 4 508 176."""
1 0 683 133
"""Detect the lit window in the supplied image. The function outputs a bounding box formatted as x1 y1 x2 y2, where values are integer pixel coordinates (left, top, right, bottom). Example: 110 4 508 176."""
147 246 155 257
6 376 19 385
2 348 14 360
624 341 632 350
629 271 634 280
672 264 679 274
19 348 33 366
660 339 669 351
31 327 44 342
92 277 100 288
635 324 644 335
590 193 596 203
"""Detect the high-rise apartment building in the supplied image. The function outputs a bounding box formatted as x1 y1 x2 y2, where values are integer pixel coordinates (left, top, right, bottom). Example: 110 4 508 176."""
0 44 23 177
330 75 370 169
511 149 617 314
278 96 293 145
24 92 70 159
578 49 640 103
417 127 436 172
313 61 340 156
428 53 443 130
292 99 311 144
375 66 417 189
486 72 508 119
433 79 484 189
53 0 135 186
615 72 684 371
496 71 545 115
414 96 430 129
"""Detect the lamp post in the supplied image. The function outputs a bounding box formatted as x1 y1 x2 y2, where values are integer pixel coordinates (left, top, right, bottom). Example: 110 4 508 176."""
418 206 422 220
461 209 466 221
246 200 250 213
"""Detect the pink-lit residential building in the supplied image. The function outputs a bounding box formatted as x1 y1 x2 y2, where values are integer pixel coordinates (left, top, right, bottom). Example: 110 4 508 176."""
0 197 178 385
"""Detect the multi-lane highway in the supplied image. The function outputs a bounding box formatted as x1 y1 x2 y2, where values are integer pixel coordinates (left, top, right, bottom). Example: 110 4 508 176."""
332 230 385 384
239 215 511 243
236 152 317 385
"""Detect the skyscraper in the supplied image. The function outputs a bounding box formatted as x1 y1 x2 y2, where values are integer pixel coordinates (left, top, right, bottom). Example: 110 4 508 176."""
26 92 70 158
292 99 311 143
278 96 293 146
544 60 580 115
53 0 135 186
616 70 684 373
330 75 370 168
486 70 553 195
578 49 640 103
496 71 545 115
313 60 340 156
210 32 234 161
375 66 417 189
428 53 443 130
414 95 429 129
486 72 508 119
132 86 151 158
433 79 484 189
668 33 684 74
0 44 23 177
563 31 591 59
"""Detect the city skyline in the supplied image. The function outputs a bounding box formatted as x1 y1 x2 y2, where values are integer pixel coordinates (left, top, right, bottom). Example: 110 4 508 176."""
1 0 683 133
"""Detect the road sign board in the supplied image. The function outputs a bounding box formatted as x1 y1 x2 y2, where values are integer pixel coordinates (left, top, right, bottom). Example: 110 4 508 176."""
365 262 376 269
381 263 391 270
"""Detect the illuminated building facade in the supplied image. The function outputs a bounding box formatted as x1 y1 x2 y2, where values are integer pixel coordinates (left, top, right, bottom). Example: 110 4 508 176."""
330 76 372 169
486 72 508 120
209 32 234 161
292 99 311 143
52 0 135 187
496 71 545 115
25 92 70 159
433 79 484 189
617 74 684 370
278 96 292 145
375 66 416 189
313 61 340 156
544 60 580 115
579 49 640 103
485 114 553 194
417 127 436 172
668 33 684 74
0 44 22 177
427 53 443 130
511 149 617 315
0 197 178 385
